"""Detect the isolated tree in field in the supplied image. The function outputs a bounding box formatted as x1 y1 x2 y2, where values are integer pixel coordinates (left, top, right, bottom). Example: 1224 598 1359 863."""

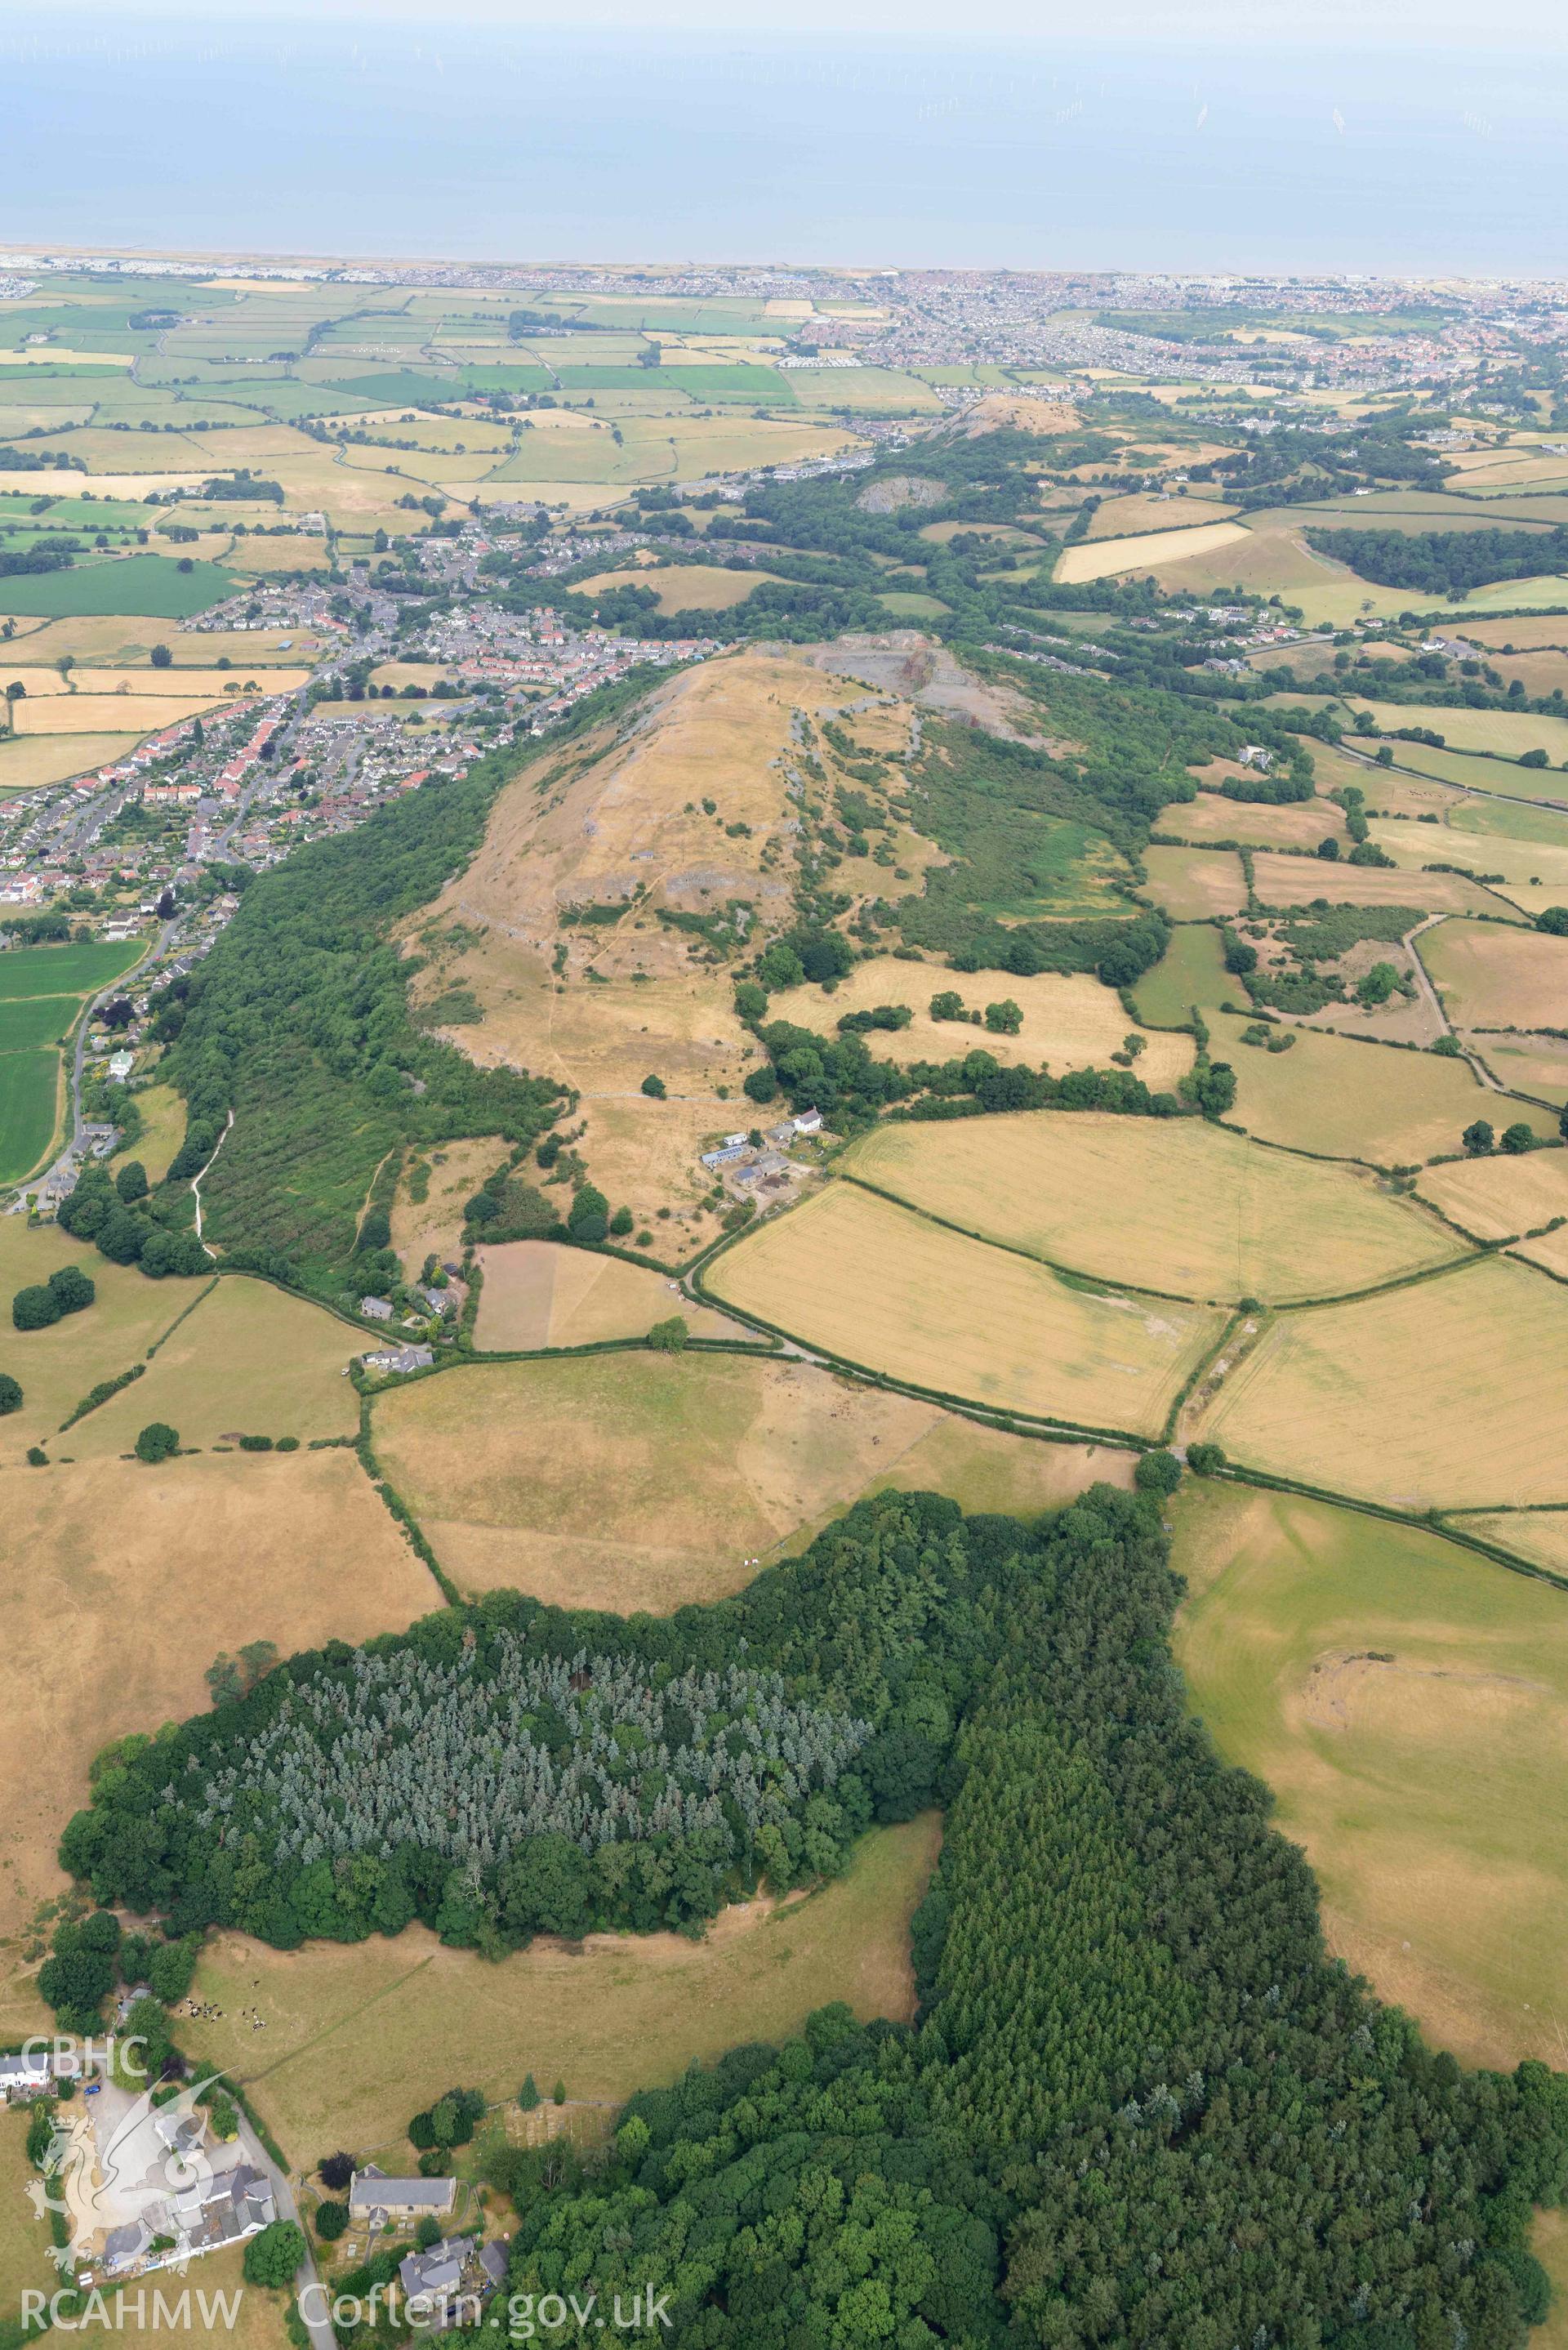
640 1073 666 1098
1462 1119 1495 1156
47 1265 95 1315
243 2221 305 2289
115 1159 148 1202
149 643 172 669
1500 1122 1537 1154
135 1420 179 1463
1134 1449 1183 1496
11 1285 60 1331
519 2076 540 2111
929 991 965 1022
567 1183 608 1243
984 1000 1023 1036
0 1374 21 1416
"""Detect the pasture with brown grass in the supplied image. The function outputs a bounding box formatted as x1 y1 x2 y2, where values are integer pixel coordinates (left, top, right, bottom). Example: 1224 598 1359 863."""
0 1450 435 2035
177 1816 941 2162
372 1348 952 1612
1174 1482 1568 2075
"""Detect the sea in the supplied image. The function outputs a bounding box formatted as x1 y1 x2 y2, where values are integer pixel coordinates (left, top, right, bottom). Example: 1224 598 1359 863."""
2 15 1568 279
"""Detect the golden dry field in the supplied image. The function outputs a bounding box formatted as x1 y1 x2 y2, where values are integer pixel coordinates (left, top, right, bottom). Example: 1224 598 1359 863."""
1419 916 1568 1030
1447 1509 1568 1576
473 1240 742 1349
847 1113 1463 1302
765 959 1193 1088
1140 844 1250 918
574 564 786 613
1194 1255 1568 1509
1083 493 1239 539
0 1449 435 2027
1161 785 1349 852
1054 519 1250 582
176 1814 939 2163
0 731 143 790
11 691 252 734
1249 853 1523 921
703 1182 1225 1434
372 1348 953 1612
1414 1148 1568 1241
1341 700 1568 762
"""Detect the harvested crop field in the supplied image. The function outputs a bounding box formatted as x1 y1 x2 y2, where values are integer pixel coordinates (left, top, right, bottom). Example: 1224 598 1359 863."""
1054 519 1250 582
176 1814 940 2163
0 731 142 791
847 1113 1463 1304
1415 1148 1568 1242
1447 1509 1568 1577
1249 853 1516 921
0 1449 435 2025
474 1240 742 1349
372 1349 951 1612
703 1183 1224 1435
765 959 1192 1089
10 689 237 734
1162 787 1348 852
573 563 786 613
1173 1481 1568 2074
1419 916 1568 1031
1194 1255 1568 1509
1209 1012 1555 1163
1141 844 1250 918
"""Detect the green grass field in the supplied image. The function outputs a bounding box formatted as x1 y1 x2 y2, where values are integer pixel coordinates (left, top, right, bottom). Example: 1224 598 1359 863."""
1131 923 1231 1026
1358 737 1568 803
0 941 140 1181
0 552 234 618
0 941 138 998
0 1051 60 1184
1173 1480 1568 2073
1210 1010 1557 1163
0 992 80 1052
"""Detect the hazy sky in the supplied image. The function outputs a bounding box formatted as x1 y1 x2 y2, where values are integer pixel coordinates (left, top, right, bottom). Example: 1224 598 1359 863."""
19 0 1568 43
